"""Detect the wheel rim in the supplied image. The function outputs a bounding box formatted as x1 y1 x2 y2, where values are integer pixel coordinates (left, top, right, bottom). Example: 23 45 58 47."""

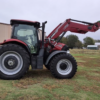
56 59 72 75
0 51 23 75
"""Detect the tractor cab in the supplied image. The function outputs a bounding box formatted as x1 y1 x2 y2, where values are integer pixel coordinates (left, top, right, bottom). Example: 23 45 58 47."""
10 19 40 54
9 19 47 70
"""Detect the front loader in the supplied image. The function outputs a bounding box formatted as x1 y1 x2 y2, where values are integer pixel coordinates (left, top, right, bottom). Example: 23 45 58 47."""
0 19 100 79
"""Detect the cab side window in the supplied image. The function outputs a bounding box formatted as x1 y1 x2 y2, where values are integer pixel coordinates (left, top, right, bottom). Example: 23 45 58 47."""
14 24 38 53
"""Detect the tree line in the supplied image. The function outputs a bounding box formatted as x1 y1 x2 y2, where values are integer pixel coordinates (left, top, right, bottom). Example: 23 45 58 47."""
56 34 100 48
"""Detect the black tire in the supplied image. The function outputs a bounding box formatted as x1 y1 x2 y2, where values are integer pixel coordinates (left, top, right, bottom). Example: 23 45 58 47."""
50 53 77 79
45 65 50 70
0 43 30 79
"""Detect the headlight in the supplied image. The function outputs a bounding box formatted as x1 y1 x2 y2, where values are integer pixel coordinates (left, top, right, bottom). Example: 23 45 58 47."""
67 50 70 53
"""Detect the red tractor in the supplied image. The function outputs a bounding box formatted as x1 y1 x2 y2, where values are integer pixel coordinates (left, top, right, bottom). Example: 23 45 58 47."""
0 19 100 79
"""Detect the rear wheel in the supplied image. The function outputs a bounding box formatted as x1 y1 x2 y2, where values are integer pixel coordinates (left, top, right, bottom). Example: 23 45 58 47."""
0 44 30 79
50 53 77 79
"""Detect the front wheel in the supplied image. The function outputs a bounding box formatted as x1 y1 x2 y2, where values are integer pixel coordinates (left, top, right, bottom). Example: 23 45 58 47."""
45 65 50 70
50 53 77 79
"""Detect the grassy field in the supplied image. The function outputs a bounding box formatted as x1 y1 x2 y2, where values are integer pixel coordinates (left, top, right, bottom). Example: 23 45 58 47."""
0 49 100 100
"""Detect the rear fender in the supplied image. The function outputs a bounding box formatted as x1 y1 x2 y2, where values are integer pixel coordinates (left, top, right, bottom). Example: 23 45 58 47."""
45 51 67 65
0 39 30 54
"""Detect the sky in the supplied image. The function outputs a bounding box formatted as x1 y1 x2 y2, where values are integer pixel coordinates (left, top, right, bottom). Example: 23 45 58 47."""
0 0 100 42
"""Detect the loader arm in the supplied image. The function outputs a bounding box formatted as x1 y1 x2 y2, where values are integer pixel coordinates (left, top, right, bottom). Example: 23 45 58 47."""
47 19 100 39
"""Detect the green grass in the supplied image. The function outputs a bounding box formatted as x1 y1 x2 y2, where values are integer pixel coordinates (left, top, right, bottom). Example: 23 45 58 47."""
0 49 100 100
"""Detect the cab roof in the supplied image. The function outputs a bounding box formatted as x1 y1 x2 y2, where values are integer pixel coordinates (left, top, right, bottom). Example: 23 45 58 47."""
10 19 40 28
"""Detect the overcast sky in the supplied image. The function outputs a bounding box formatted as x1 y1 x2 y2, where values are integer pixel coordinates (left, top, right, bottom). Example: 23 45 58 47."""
0 0 100 42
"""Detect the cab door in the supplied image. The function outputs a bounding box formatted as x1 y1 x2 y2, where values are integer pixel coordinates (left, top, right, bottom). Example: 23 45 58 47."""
13 24 39 54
